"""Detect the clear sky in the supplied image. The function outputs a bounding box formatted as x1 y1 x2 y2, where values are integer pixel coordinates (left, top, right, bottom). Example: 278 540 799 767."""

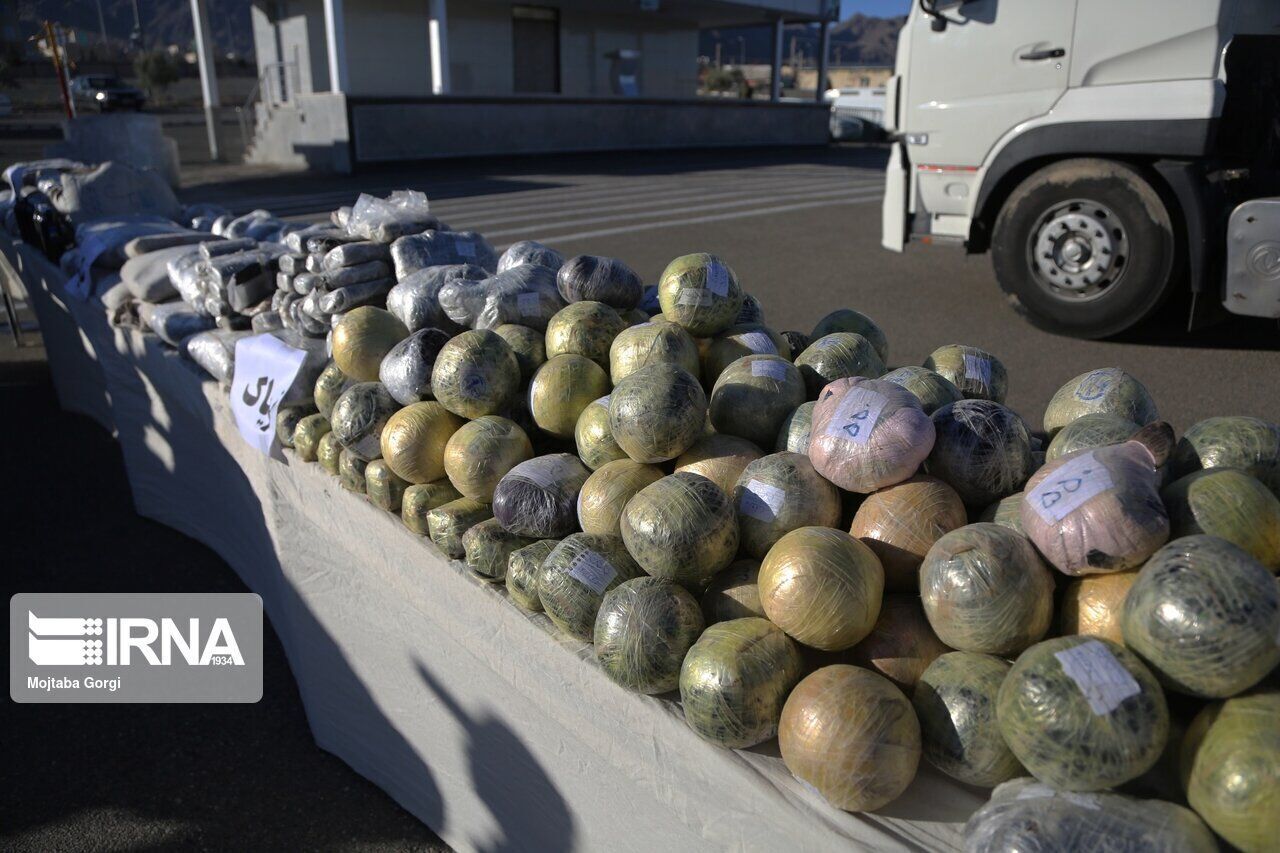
841 0 912 17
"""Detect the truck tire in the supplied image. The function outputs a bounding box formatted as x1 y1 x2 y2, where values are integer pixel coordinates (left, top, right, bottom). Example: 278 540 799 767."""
991 158 1176 339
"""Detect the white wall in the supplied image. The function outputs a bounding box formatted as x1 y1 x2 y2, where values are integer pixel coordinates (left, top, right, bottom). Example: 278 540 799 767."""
343 0 435 97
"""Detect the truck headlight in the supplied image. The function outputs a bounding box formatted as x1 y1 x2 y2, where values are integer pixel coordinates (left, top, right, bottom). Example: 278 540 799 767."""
95 92 106 101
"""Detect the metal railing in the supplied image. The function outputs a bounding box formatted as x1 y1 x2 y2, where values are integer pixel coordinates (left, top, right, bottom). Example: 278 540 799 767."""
235 59 300 154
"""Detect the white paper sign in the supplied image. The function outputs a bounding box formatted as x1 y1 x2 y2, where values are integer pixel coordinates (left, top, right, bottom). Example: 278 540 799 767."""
455 240 476 258
568 549 617 595
705 261 730 296
231 334 309 455
751 359 789 381
517 291 542 316
825 387 888 445
1054 640 1141 715
739 480 786 522
1028 451 1114 522
736 331 778 355
963 353 992 386
677 288 713 308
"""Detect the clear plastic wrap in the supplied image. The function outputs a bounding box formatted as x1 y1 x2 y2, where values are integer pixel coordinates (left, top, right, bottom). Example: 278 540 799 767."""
731 452 841 559
1060 571 1136 645
673 433 763 495
657 253 744 337
709 354 806 451
795 332 886 398
594 577 705 693
700 559 764 624
377 328 450 406
313 360 355 420
401 480 463 535
472 264 565 331
1171 415 1280 497
556 255 643 309
779 330 810 360
379 401 464 485
507 539 558 611
329 382 400 461
775 401 815 453
924 345 1009 403
139 300 216 346
317 431 343 475
389 229 496 278
1045 412 1140 461
620 472 739 587
338 448 370 493
545 301 627 366
348 191 440 244
462 517 537 582
779 665 920 812
330 306 408 382
609 363 707 463
809 377 935 494
497 240 564 273
386 264 484 333
574 396 628 471
366 459 409 512
735 292 765 325
426 497 494 559
1162 469 1280 570
1121 535 1280 698
538 533 644 640
810 308 889 363
323 240 390 270
847 593 950 691
492 453 591 538
700 324 790 387
316 275 394 314
996 635 1169 791
276 400 317 449
430 329 521 419
850 474 968 592
914 653 1023 788
529 353 611 439
180 328 246 384
1042 368 1159 436
879 365 963 416
292 413 331 463
979 492 1025 534
493 323 546 381
678 617 804 748
927 399 1032 507
577 459 664 537
443 415 533 502
609 319 701 385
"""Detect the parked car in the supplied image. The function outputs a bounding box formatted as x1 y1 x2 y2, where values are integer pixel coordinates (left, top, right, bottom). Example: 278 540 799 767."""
828 88 887 142
70 76 146 112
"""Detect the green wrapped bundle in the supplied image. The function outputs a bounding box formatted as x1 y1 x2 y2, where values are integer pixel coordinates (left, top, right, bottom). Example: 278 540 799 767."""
493 323 546 381
735 292 765 325
594 576 705 694
430 329 521 419
709 354 806 451
679 617 804 748
731 452 841 559
380 401 465 485
1043 367 1159 436
1121 535 1280 697
700 324 791 387
809 308 889 363
314 360 355 420
620 472 739 587
609 363 706 463
848 593 950 691
338 449 369 493
978 492 1024 534
997 636 1169 791
462 517 537 582
331 306 409 382
924 344 1008 403
365 459 409 512
657 253 744 337
293 413 331 462
1172 415 1280 497
674 433 763 495
507 539 557 611
879 365 962 415
700 559 763 623
538 533 644 641
1162 469 1280 571
331 382 399 461
529 353 611 440
775 402 815 453
545 301 627 367
927 400 1033 507
277 399 318 449
443 415 533 502
795 332 886 398
574 396 628 471
577 459 663 537
608 318 701 385
913 652 1023 787
1046 412 1140 461
426 497 494 559
317 431 343 475
402 480 462 535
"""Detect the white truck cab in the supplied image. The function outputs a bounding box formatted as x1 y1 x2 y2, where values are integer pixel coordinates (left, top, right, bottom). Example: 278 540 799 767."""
882 0 1280 337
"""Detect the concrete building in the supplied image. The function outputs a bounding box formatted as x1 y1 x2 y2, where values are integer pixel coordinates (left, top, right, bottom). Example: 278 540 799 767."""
245 0 835 171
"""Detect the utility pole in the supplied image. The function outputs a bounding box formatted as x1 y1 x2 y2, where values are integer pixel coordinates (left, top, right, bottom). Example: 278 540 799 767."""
130 0 144 50
43 22 75 120
94 0 108 47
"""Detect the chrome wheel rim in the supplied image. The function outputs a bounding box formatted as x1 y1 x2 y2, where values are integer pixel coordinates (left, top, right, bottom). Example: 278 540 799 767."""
1027 199 1128 302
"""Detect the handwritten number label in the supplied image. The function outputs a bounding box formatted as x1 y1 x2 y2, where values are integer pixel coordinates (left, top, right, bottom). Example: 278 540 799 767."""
231 334 308 455
1029 451 1114 522
824 387 888 446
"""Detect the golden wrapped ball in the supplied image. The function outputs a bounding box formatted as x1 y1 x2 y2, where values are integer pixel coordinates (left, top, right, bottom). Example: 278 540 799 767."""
430 329 521 419
493 323 546 381
380 401 466 485
810 308 889 363
529 353 611 440
700 559 764 623
621 472 739 587
731 451 841 559
609 318 700 385
924 344 1008 403
443 415 533 502
847 593 951 691
1060 571 1138 644
674 433 764 495
577 459 663 537
709 354 806 450
574 396 628 470
849 475 968 592
609 363 706 463
292 414 331 463
545 301 627 367
700 324 791 387
331 306 409 382
316 430 342 475
657 253 744 337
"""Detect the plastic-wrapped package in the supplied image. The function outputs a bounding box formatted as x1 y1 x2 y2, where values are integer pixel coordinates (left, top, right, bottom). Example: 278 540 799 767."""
276 400 318 448
1060 571 1136 645
574 396 627 470
427 497 494 559
139 300 216 346
1045 412 1140 461
313 360 355 420
443 416 533 502
810 308 889 363
1171 415 1280 497
462 518 537 582
545 301 627 366
200 237 259 259
1183 691 1280 853
317 432 343 475
914 653 1023 787
493 323 545 380
475 278 566 333
497 240 564 273
338 449 370 493
492 454 591 538
507 539 557 611
167 250 206 309
709 354 806 451
180 328 247 384
379 401 464 485
377 328 450 406
621 308 648 326
389 229 497 277
577 460 663 537
555 255 643 309
1121 535 1279 697
658 253 744 337
330 306 408 382
779 330 809 359
437 277 492 329
430 329 521 419
928 399 1033 506
795 332 886 398
609 363 707 463
620 472 739 587
529 354 611 439
121 244 193 302
997 635 1168 791
979 492 1024 533
1043 368 1159 435
609 319 700 384
538 534 644 640
775 401 815 453
316 275 394 314
809 377 935 494
735 293 765 325
386 264 483 334
674 434 764 495
251 311 284 334
878 365 963 416
679 617 804 748
731 452 840 559
700 560 763 623
920 523 1054 655
323 240 390 270
330 382 400 461
348 191 441 244
594 577 705 693
849 475 968 591
366 459 410 512
1162 469 1280 569
925 345 1009 403
964 778 1217 853
700 324 790 387
847 593 950 691
1021 423 1173 575
402 480 463 535
292 414 331 463
780 665 920 812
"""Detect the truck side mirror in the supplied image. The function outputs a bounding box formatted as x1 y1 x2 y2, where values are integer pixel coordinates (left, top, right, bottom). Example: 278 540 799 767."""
920 0 970 31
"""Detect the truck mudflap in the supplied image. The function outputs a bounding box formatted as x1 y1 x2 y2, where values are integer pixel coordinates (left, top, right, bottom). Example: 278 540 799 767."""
881 142 907 252
1225 198 1280 318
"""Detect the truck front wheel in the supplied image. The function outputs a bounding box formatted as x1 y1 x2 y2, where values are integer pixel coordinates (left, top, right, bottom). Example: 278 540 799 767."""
990 158 1176 339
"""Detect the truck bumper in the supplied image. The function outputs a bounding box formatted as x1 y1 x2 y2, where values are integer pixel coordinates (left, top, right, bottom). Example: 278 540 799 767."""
1225 198 1280 318
881 143 907 252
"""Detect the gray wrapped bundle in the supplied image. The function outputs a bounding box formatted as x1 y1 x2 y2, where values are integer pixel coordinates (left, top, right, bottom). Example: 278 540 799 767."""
658 253 744 337
284 224 343 254
700 324 791 387
808 377 935 493
795 332 886 398
810 308 889 363
168 251 206 309
620 472 739 587
430 329 521 419
278 254 305 276
731 452 841 559
492 453 591 538
201 237 258 258
426 497 494 558
1045 412 1139 461
1171 415 1280 497
545 301 627 366
250 311 284 334
474 264 565 331
316 273 394 314
378 328 450 405
594 577 705 694
462 518 537 582
775 401 815 453
347 190 440 243
709 354 806 451
700 559 764 623
497 240 564 273
139 300 215 346
1042 367 1159 435
538 534 644 641
390 229 497 279
927 399 1033 506
181 328 247 384
493 324 546 380
609 363 707 463
507 539 557 611
386 264 485 334
879 365 962 415
925 344 1009 403
736 293 765 325
608 319 700 384
913 653 1024 787
322 240 390 270
330 382 400 461
556 255 643 309
780 330 810 359
121 244 193 302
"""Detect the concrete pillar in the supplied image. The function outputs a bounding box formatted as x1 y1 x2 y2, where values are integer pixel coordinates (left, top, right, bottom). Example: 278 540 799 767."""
770 18 784 102
189 0 221 160
429 0 450 95
324 0 349 94
815 20 831 102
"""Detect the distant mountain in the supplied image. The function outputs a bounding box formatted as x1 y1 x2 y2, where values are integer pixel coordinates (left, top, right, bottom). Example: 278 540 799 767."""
700 14 905 67
8 0 256 58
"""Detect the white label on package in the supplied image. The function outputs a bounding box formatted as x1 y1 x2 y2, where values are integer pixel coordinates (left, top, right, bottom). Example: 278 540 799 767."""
1054 640 1141 715
825 387 888 445
739 480 786 522
512 456 578 491
455 240 476 258
737 331 778 355
704 262 730 296
231 334 309 455
517 291 542 316
963 353 991 386
1028 451 1114 522
595 395 611 410
568 549 617 595
750 359 789 381
677 288 714 308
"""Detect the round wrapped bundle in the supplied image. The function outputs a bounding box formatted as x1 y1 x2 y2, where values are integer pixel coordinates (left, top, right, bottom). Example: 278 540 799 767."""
492 323 546 381
879 366 962 415
775 402 815 453
700 324 791 387
795 333 886 398
293 413 331 462
979 492 1024 534
338 449 369 493
594 577 705 693
780 330 810 359
848 594 951 691
544 301 627 367
913 652 1023 787
758 527 884 651
1021 424 1173 575
379 401 464 484
331 382 400 461
849 475 968 591
556 255 642 309
443 416 533 502
528 354 610 440
1043 367 1159 435
402 480 462 535
1183 691 1280 853
928 399 1032 506
1046 412 1140 462
964 778 1218 853
430 329 521 419
365 459 409 512
736 292 765 325
386 264 484 335
317 430 343 474
1172 416 1280 497
331 306 409 382
426 497 494 559
378 328 450 406
497 240 563 273
997 635 1169 791
492 453 591 538
675 434 763 495
507 539 557 612
608 319 700 385
700 559 763 623
709 354 806 450
657 253 744 336
731 452 841 559
778 665 920 812
679 617 804 748
810 309 889 363
574 396 627 471
1060 571 1137 645
314 360 355 419
277 400 317 449
920 523 1054 655
577 459 663 537
1162 469 1280 570
462 517 537 582
620 307 648 326
538 533 644 640
620 472 738 587
609 363 706 463
1121 535 1280 697
924 344 1008 403
809 377 935 494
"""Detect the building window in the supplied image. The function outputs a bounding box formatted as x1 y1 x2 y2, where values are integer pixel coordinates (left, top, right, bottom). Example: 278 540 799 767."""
513 5 560 94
